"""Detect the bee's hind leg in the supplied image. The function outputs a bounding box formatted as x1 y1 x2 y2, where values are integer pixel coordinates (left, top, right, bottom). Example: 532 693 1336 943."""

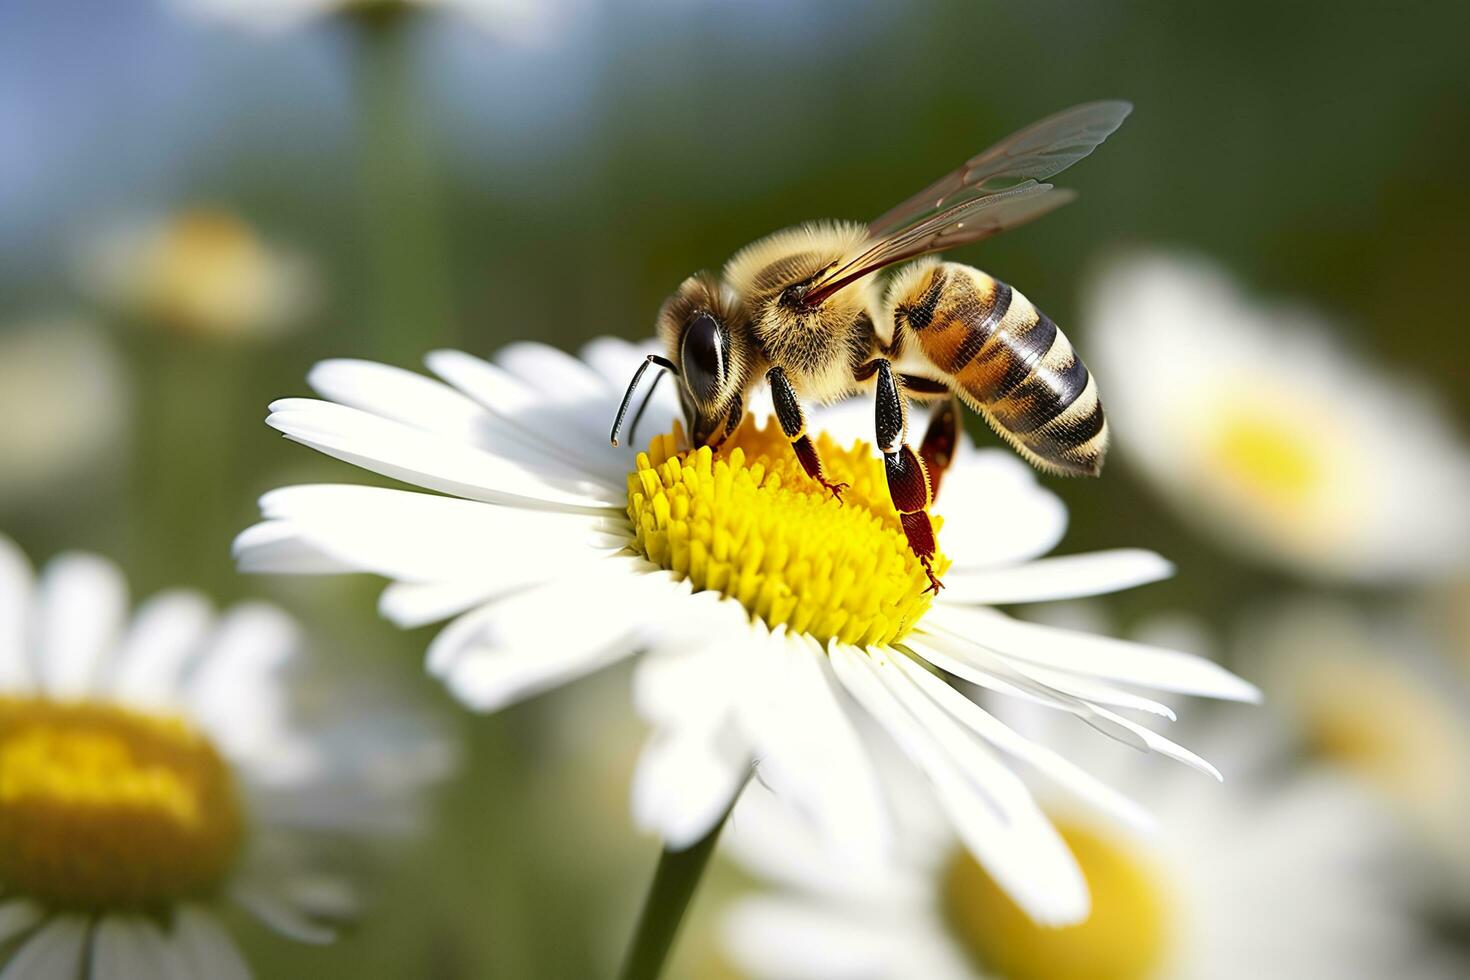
916 393 960 500
767 367 848 501
866 359 942 593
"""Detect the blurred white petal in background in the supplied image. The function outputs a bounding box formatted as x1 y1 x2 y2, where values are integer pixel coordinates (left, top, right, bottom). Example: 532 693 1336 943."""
721 704 1448 980
168 0 575 42
1239 599 1470 905
1084 251 1470 583
0 317 129 506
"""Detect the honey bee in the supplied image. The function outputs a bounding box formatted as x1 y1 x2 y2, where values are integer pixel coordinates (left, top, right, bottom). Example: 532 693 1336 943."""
611 101 1131 592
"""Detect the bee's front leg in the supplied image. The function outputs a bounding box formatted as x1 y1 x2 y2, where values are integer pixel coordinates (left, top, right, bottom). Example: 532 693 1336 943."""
866 359 942 593
767 367 848 502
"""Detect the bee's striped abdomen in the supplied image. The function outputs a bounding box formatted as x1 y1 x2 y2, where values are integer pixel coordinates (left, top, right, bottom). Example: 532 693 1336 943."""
890 262 1108 477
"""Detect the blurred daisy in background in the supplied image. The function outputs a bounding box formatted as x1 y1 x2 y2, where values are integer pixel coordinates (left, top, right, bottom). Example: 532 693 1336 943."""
0 317 129 507
235 336 1258 926
1084 252 1470 583
75 208 317 341
720 707 1451 980
168 0 568 41
1240 599 1470 905
0 533 451 977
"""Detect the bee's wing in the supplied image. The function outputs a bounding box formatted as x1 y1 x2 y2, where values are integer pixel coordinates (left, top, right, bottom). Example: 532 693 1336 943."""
800 101 1130 307
869 100 1132 236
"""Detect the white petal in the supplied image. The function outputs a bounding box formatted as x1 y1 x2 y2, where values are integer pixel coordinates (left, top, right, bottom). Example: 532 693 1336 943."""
578 336 680 433
308 358 489 437
632 726 750 849
633 639 745 735
0 535 36 692
496 341 608 400
0 899 43 946
170 907 250 980
91 916 186 980
735 632 892 864
630 590 759 730
1 915 89 980
1006 661 1179 720
266 398 616 511
185 602 297 759
230 883 336 945
578 335 657 390
1085 703 1224 781
722 783 921 906
378 579 508 629
830 645 1089 926
913 631 1189 765
930 604 1261 702
437 560 670 711
423 348 539 418
424 348 634 484
906 632 1134 732
939 549 1173 605
36 552 127 699
107 590 214 710
314 357 609 487
722 897 918 979
888 650 1153 830
231 521 362 575
936 451 1067 569
495 340 657 469
255 484 615 583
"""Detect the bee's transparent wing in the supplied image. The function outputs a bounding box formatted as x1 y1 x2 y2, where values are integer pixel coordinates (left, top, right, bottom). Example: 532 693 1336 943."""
800 101 1129 307
869 100 1132 236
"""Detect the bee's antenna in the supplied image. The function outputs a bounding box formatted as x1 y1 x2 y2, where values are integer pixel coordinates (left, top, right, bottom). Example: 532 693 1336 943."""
626 368 667 446
611 354 678 447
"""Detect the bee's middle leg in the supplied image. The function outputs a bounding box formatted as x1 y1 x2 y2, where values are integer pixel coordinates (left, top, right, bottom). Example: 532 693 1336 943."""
767 367 848 501
864 359 942 593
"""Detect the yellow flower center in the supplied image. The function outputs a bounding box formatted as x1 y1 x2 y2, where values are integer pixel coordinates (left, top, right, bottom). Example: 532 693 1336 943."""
146 210 271 334
1297 658 1466 820
942 820 1171 980
626 418 947 646
0 697 245 910
1209 411 1324 513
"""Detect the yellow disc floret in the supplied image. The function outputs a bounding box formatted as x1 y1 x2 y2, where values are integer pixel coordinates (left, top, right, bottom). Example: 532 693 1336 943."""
942 820 1172 980
626 417 948 647
0 697 244 909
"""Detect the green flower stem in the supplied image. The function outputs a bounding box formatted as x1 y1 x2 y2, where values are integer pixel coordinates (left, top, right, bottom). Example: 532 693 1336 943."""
349 4 456 363
617 786 744 980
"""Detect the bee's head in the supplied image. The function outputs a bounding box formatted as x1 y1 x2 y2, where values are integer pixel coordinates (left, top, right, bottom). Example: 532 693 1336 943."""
654 273 751 447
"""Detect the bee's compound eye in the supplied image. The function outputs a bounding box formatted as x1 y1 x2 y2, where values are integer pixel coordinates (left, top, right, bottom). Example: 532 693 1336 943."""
680 311 726 405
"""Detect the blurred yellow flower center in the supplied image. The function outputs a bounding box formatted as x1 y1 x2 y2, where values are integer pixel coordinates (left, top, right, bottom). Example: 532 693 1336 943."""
0 697 244 909
626 418 947 646
1297 658 1463 816
942 821 1170 980
1210 412 1322 511
145 210 270 334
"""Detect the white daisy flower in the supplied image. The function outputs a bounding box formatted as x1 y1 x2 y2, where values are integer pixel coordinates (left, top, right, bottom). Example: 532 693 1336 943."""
720 708 1446 980
168 0 567 41
1083 251 1470 582
234 337 1257 925
75 209 317 341
0 317 129 506
0 533 450 978
1240 599 1470 902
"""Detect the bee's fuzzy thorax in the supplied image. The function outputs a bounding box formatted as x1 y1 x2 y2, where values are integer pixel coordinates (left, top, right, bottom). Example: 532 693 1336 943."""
722 221 880 404
721 220 871 298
